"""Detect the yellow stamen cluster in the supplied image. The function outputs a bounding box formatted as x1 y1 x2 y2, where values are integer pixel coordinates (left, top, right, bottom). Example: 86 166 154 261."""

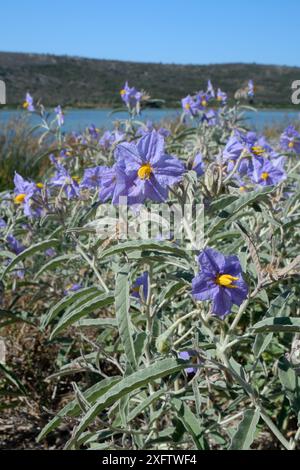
14 193 26 204
120 89 126 96
184 103 191 110
251 146 264 156
216 274 239 288
288 141 294 148
36 183 44 189
138 163 152 180
261 172 269 181
23 101 29 109
201 100 207 107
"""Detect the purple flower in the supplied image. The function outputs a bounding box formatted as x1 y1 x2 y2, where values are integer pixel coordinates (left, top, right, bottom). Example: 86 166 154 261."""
249 157 286 186
192 153 205 176
192 247 248 318
13 172 41 217
158 127 171 138
202 109 218 126
280 126 300 153
248 80 255 98
217 88 227 105
45 248 57 257
178 350 199 374
100 130 124 150
98 165 118 202
6 235 25 255
80 166 104 190
120 82 143 109
223 132 277 177
113 131 185 204
207 80 215 99
88 124 100 140
59 149 73 159
23 92 35 112
50 165 80 199
240 131 278 158
64 283 82 295
181 95 199 117
55 105 64 127
0 218 7 230
136 121 171 138
131 272 148 301
195 91 210 110
99 130 116 150
223 134 245 160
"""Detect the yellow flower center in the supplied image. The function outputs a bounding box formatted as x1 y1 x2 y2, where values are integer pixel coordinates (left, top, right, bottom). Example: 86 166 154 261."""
216 274 239 288
36 182 44 189
217 96 222 101
138 163 152 180
288 141 294 148
14 193 26 204
239 186 246 192
120 89 126 96
201 100 207 107
261 172 269 181
23 101 29 109
251 146 264 156
72 176 81 183
184 103 191 110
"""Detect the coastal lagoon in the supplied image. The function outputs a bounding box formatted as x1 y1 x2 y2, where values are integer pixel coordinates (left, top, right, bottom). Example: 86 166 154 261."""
0 107 299 133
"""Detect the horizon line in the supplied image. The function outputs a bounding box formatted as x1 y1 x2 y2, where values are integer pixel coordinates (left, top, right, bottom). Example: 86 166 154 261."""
1 50 300 70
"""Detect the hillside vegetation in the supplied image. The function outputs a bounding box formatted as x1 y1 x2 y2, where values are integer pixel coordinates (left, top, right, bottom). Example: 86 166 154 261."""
0 51 300 108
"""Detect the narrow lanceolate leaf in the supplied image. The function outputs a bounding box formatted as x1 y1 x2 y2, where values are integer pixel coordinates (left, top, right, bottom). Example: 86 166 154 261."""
253 292 291 357
229 408 260 450
252 317 300 334
278 356 298 392
37 376 120 442
172 398 207 450
115 265 137 370
208 194 238 213
41 286 101 328
99 240 188 261
133 332 147 365
207 186 275 238
75 318 117 328
50 292 114 339
34 254 80 280
1 239 59 278
127 390 164 423
278 356 300 416
70 358 188 444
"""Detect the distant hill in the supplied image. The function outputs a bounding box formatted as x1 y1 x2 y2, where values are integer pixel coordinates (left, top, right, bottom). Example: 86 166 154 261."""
0 51 300 108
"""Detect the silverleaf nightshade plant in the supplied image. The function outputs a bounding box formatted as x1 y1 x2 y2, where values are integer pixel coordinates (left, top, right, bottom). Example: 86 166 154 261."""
1 79 299 451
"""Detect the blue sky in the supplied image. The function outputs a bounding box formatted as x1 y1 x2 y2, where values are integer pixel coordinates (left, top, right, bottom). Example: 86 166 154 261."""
1 0 300 66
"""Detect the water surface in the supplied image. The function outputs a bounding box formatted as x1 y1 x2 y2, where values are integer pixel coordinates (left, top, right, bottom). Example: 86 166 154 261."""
0 108 299 133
